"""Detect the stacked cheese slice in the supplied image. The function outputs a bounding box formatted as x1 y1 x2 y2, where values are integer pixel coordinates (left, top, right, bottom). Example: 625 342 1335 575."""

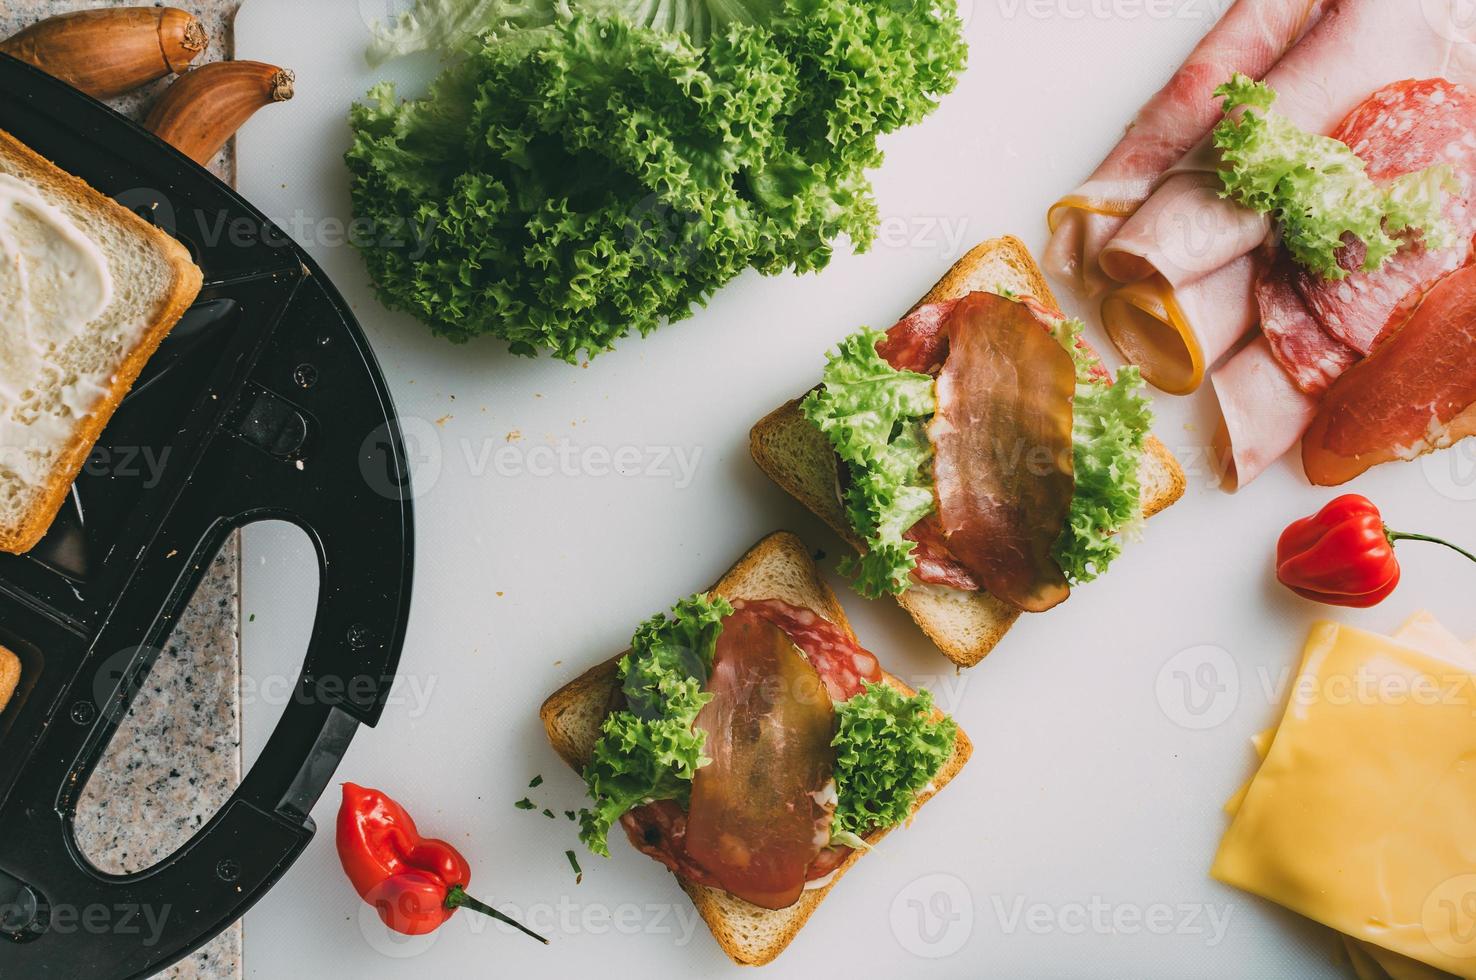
1214 613 1476 980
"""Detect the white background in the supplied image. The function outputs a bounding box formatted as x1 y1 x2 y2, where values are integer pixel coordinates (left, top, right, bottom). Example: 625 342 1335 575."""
229 1 1476 976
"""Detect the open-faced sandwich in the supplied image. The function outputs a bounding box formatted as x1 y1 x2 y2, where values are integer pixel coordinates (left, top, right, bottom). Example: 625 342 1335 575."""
540 532 969 966
751 237 1185 667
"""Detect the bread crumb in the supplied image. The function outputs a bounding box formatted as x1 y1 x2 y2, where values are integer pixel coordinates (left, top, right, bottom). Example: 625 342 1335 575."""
506 430 522 443
435 414 452 426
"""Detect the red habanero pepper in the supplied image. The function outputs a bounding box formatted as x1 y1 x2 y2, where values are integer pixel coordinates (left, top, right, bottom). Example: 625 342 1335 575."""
337 783 547 942
1276 495 1476 608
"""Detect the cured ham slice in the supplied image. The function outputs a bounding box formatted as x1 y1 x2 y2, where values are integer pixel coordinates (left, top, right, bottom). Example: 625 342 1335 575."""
1294 79 1476 355
928 292 1076 612
683 609 837 910
904 514 982 593
622 600 875 895
871 294 1104 594
875 299 958 375
1044 0 1327 297
1210 335 1319 490
1302 263 1476 486
1097 0 1476 393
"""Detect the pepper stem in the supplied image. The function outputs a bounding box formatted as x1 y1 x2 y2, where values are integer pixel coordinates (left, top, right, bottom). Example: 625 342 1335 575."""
1387 530 1476 565
445 885 549 945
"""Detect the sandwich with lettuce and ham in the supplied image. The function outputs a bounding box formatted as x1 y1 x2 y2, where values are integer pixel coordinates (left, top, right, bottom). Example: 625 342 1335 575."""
751 237 1186 667
540 532 969 966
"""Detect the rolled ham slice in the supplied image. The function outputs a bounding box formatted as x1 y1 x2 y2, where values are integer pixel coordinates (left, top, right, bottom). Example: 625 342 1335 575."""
1302 263 1476 486
1099 0 1476 393
684 609 836 911
1100 253 1259 394
1210 335 1319 490
1044 0 1327 297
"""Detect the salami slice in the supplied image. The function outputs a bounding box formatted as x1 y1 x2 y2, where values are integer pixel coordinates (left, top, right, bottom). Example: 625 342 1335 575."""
735 597 882 703
1258 249 1358 394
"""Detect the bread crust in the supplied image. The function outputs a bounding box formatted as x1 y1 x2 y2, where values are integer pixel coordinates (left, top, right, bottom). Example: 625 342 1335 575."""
0 128 203 554
539 531 972 966
750 236 1187 667
0 645 19 713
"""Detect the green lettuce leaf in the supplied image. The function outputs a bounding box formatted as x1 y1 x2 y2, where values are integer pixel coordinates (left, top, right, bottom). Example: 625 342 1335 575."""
800 327 937 598
578 593 731 856
348 2 966 362
1048 317 1152 584
832 683 957 836
366 0 778 64
1213 73 1456 280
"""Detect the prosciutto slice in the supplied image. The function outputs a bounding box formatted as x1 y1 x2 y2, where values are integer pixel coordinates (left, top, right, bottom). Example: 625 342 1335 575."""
870 294 1103 594
622 600 879 898
683 609 837 910
1302 263 1476 486
928 292 1077 612
1097 0 1476 394
1044 0 1327 297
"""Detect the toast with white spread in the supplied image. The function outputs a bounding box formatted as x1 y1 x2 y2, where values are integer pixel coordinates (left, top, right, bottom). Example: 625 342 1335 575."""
0 129 202 553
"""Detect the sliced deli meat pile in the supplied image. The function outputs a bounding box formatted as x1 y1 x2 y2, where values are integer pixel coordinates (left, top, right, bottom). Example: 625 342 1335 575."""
928 293 1078 612
1049 0 1476 487
1301 262 1476 486
1215 76 1476 486
1044 0 1328 297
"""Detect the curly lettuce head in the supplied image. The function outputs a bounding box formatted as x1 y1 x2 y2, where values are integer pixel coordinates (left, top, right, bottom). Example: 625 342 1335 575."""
348 2 966 362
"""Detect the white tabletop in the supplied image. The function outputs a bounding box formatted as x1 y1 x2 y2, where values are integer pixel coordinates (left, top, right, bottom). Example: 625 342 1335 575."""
233 2 1476 976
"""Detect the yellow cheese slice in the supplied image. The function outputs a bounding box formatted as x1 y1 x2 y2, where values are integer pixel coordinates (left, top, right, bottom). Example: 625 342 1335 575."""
1223 614 1474 819
1212 620 1476 979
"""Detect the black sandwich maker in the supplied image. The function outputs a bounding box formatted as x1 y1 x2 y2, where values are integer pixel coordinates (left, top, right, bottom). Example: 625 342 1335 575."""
0 55 414 978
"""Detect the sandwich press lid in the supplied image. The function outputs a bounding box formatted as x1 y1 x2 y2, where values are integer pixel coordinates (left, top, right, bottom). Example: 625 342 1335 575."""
0 54 414 978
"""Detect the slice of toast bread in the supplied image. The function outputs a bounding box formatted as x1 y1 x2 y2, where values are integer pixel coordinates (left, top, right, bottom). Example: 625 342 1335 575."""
0 645 19 713
0 128 202 554
540 531 972 966
751 236 1187 668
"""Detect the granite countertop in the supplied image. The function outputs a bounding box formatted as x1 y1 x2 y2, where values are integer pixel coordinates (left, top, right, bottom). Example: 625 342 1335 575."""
0 3 244 978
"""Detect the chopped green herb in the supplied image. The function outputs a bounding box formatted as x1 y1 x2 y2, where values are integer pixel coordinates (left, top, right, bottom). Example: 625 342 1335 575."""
542 808 556 819
565 849 583 884
514 797 536 810
529 775 544 788
564 810 577 822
